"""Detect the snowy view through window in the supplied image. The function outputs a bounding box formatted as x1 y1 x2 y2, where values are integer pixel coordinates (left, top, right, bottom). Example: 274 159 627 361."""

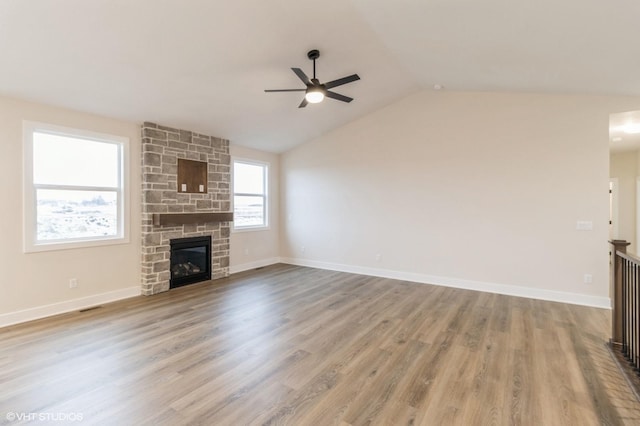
33 131 121 242
37 189 117 240
233 195 265 227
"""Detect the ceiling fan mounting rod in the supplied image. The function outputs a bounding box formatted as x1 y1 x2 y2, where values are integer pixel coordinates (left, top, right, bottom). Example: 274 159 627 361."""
307 49 320 80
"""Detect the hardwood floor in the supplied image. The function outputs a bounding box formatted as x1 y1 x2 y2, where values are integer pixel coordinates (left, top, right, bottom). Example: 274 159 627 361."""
1 264 640 425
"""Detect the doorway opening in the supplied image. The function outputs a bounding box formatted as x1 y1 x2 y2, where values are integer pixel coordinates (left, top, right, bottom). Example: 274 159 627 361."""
609 110 640 255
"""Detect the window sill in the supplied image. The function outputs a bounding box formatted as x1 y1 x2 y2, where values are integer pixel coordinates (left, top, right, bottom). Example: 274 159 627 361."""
232 225 270 234
24 236 130 253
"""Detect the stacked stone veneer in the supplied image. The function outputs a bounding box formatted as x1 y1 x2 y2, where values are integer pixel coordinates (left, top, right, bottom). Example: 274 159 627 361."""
141 122 231 295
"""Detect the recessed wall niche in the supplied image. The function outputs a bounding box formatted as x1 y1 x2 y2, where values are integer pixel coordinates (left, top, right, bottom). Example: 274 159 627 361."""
177 158 208 193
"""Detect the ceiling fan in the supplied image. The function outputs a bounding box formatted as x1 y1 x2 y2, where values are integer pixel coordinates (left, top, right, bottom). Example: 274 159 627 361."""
265 49 360 108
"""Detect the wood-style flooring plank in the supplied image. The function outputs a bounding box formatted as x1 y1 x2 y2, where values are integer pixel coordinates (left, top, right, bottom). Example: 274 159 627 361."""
0 263 638 425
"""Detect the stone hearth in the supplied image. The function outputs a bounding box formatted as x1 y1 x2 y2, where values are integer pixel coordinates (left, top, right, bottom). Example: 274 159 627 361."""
141 122 231 295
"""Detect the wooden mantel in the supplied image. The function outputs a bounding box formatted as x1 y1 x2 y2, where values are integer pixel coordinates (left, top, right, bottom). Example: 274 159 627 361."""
152 212 233 227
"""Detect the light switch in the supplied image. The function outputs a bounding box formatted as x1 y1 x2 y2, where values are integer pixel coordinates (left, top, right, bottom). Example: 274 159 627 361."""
576 221 593 231
199 184 204 192
181 183 187 191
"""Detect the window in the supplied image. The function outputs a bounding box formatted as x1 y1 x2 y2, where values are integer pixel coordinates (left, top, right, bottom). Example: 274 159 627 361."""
23 121 129 252
233 159 268 230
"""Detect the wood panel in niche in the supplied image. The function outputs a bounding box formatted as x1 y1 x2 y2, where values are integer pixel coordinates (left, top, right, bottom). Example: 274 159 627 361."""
177 159 207 193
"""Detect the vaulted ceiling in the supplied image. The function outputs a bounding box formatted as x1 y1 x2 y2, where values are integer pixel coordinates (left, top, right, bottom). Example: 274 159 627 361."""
1 0 639 152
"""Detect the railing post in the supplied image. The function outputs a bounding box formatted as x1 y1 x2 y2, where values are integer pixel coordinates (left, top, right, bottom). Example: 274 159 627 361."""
610 239 631 346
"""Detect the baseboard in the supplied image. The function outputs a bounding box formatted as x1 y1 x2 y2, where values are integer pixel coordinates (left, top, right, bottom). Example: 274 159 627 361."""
0 286 141 328
229 257 282 274
1 260 610 327
280 257 611 309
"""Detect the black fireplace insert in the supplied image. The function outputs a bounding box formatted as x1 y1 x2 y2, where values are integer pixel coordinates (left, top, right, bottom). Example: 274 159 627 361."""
170 235 211 289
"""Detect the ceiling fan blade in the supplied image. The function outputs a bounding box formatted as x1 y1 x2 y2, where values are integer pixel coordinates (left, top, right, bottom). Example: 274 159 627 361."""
292 68 311 85
325 90 353 103
264 89 306 92
298 98 308 108
323 74 360 90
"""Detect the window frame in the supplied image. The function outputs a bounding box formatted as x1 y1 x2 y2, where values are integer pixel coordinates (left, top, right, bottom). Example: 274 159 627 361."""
232 158 269 232
23 121 130 253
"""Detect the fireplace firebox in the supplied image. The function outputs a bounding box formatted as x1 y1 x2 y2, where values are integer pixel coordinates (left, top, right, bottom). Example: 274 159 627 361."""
170 236 211 289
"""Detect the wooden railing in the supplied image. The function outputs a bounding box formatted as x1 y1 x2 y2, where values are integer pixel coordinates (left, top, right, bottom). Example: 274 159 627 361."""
610 239 640 374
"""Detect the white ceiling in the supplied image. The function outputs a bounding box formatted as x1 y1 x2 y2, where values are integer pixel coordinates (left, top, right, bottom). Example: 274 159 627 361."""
1 0 640 153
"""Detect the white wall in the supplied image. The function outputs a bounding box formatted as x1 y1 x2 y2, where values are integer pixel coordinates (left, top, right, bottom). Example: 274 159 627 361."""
280 90 640 308
4 89 638 326
0 96 141 326
229 145 280 272
610 151 637 252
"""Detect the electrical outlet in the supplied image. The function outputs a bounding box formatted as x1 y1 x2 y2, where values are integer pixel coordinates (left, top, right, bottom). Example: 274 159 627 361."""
301 246 306 253
584 274 593 284
375 254 382 262
69 278 78 289
243 248 249 256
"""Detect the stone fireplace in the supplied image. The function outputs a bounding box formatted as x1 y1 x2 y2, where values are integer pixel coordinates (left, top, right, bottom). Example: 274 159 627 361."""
141 122 231 295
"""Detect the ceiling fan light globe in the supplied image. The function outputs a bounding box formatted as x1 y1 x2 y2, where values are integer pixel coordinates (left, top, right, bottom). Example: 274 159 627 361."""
305 90 325 104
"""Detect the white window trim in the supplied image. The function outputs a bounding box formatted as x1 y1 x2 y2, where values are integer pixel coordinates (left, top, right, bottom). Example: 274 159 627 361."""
23 121 130 253
232 157 269 232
